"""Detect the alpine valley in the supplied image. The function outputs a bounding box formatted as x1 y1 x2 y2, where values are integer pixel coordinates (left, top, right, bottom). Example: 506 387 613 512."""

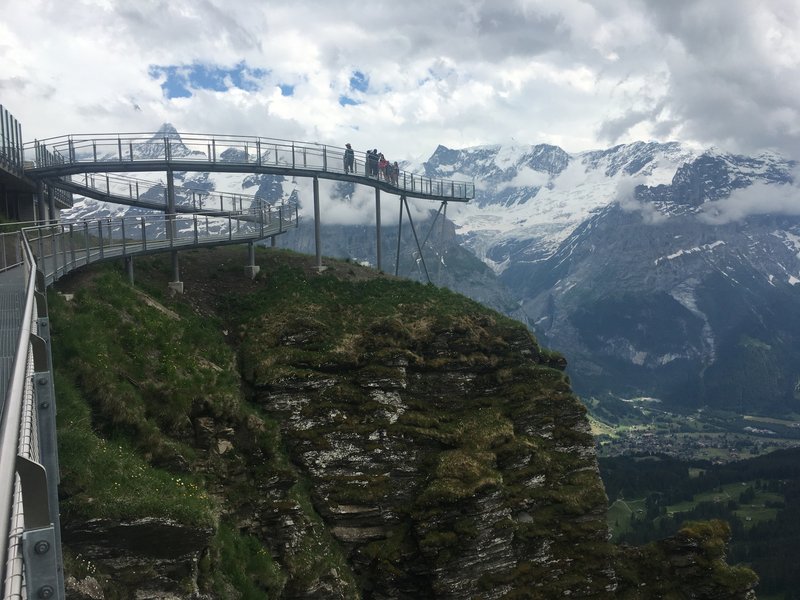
67 128 800 438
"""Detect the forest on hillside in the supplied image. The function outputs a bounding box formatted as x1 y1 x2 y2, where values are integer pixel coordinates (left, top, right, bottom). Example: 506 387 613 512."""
600 449 800 599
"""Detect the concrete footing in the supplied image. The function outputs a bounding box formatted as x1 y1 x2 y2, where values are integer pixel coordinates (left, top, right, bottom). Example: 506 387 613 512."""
245 265 261 279
168 281 184 295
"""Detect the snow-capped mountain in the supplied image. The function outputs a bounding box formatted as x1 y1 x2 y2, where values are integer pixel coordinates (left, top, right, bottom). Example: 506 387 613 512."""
432 141 697 271
426 142 800 415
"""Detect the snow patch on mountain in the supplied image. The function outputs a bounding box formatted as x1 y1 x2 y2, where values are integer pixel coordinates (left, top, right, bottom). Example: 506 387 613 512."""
655 241 726 265
669 280 716 365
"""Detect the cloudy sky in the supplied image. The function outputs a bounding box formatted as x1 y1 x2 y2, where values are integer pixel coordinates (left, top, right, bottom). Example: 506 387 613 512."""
2 0 798 162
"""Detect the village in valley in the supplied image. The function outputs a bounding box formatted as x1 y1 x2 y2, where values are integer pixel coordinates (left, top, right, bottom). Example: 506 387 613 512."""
587 397 800 463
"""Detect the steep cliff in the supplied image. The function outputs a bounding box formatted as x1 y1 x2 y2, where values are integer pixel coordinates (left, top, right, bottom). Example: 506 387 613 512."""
49 247 755 599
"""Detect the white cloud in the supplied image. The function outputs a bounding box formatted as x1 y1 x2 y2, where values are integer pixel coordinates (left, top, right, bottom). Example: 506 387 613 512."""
498 166 551 191
698 176 800 225
1 0 798 164
616 177 667 224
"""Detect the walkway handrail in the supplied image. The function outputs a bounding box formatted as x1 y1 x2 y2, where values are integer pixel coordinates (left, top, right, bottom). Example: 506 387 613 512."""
22 132 475 202
0 229 48 598
27 207 297 286
60 171 279 215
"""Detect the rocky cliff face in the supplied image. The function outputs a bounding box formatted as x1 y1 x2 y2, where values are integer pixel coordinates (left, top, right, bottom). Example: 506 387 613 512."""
241 296 612 598
50 248 756 598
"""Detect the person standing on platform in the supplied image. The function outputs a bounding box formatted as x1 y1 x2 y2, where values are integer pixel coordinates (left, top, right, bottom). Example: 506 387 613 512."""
378 153 388 180
344 143 355 173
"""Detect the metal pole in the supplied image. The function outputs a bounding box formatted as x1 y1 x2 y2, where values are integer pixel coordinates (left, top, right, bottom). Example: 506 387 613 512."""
47 185 56 224
35 181 45 224
375 188 382 271
166 168 181 292
404 197 431 283
313 176 322 271
166 169 176 242
395 196 404 276
439 201 448 284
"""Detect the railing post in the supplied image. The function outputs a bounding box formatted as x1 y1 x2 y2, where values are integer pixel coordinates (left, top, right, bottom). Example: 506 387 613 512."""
92 140 96 162
117 137 122 162
292 143 295 169
60 225 68 278
194 215 199 244
141 217 146 251
212 139 216 162
323 145 327 171
98 220 104 259
84 222 89 266
257 139 262 165
69 224 76 270
37 233 45 276
121 218 127 256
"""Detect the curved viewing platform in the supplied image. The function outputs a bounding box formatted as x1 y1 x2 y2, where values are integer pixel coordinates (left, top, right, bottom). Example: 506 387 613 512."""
23 132 475 202
58 171 291 217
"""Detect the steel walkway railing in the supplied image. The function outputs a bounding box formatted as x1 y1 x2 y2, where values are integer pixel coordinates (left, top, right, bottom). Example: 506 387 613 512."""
0 229 61 600
60 171 268 215
23 132 475 202
29 207 297 286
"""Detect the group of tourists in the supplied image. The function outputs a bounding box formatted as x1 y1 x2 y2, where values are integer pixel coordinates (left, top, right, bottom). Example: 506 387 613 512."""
343 144 399 185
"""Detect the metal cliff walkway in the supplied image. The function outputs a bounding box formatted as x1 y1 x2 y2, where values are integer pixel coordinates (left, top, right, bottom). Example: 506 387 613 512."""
1 129 474 600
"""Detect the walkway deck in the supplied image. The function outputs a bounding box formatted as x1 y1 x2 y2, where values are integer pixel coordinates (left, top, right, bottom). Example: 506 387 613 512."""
0 266 24 413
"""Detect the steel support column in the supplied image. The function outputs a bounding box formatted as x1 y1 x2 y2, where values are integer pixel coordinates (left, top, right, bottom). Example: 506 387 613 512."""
375 188 381 271
125 256 134 285
47 184 56 223
395 195 404 276
403 197 431 283
36 181 45 224
313 176 325 272
439 201 448 284
245 241 260 279
166 169 183 293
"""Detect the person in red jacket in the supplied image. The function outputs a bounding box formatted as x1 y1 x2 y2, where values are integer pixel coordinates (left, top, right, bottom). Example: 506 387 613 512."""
378 153 388 180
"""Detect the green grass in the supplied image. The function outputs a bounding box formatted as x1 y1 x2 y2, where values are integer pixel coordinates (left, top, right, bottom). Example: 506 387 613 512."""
211 524 286 598
607 499 646 539
56 376 215 526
